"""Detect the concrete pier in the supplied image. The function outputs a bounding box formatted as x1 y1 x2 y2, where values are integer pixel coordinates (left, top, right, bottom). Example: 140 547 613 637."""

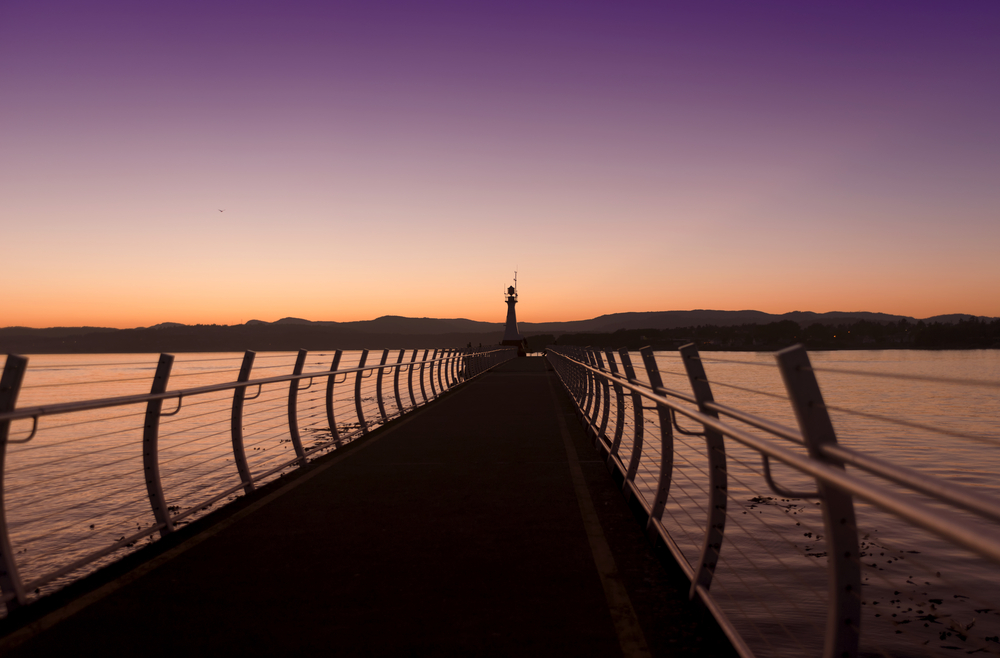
0 358 735 657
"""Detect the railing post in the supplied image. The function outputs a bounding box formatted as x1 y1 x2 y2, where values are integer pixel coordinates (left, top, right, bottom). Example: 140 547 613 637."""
594 350 611 444
407 349 419 408
392 349 405 415
618 349 644 501
418 349 429 403
375 349 389 423
0 355 28 610
231 351 257 494
325 350 343 447
286 349 308 465
573 347 587 410
679 343 728 600
565 349 581 402
354 349 370 435
640 347 675 542
440 348 451 390
428 349 439 399
776 345 861 658
143 354 176 538
436 348 446 394
582 349 598 431
605 349 627 467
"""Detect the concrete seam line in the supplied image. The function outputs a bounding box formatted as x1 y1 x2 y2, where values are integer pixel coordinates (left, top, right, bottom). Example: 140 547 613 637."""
0 385 464 652
546 374 652 658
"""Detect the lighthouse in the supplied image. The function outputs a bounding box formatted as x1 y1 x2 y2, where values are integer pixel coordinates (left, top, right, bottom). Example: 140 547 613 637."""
500 273 527 356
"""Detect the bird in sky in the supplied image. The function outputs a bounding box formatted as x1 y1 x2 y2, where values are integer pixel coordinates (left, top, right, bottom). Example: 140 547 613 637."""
218 209 226 212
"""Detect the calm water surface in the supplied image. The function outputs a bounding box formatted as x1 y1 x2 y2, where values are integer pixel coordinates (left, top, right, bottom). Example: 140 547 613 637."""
634 349 1000 657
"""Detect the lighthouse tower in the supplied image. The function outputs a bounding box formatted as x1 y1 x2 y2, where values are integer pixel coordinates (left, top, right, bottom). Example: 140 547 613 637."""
500 273 526 356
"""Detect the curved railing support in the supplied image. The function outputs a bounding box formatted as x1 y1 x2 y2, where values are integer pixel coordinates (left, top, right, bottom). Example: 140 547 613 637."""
231 351 257 494
375 349 389 423
582 348 596 422
324 350 343 447
407 349 419 409
0 355 28 609
448 349 457 388
618 349 644 501
640 347 674 541
392 349 406 416
286 349 308 465
436 349 446 395
605 349 627 468
595 351 611 445
418 350 430 403
143 353 176 538
777 345 861 658
354 350 370 435
428 349 439 399
679 343 727 600
589 350 605 438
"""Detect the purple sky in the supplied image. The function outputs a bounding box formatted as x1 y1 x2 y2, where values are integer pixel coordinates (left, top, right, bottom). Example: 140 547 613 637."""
2 1 998 327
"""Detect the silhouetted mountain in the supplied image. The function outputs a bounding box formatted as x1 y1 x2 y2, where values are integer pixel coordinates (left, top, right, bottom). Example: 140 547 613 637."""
0 326 117 338
340 316 499 335
3 310 996 353
521 310 915 333
922 314 995 324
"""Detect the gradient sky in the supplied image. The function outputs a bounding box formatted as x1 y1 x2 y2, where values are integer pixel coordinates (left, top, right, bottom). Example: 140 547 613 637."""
2 1 999 328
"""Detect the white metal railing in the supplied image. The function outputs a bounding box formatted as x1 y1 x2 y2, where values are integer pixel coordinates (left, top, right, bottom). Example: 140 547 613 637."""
547 344 1000 658
0 346 516 612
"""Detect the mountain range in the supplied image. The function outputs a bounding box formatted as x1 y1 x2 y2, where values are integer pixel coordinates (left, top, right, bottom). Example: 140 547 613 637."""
154 310 996 334
1 310 995 354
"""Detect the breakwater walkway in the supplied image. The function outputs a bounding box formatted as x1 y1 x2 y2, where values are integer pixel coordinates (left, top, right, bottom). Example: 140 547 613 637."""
0 357 734 657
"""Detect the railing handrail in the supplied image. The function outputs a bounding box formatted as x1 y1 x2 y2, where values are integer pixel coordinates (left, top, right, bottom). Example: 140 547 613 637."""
546 344 1000 658
548 347 1000 559
0 346 517 612
0 348 512 425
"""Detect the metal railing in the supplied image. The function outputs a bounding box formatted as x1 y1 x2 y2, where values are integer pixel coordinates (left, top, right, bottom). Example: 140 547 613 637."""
0 346 516 612
547 344 1000 658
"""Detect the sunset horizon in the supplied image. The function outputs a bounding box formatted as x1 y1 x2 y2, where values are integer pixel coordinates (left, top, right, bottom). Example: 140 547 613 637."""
3 2 998 331
4 304 996 332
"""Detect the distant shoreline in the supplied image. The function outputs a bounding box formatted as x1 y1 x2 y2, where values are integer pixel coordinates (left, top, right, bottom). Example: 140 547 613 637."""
3 316 997 354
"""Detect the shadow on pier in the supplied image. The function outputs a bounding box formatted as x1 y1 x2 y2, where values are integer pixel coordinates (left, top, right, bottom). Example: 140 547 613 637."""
0 358 734 657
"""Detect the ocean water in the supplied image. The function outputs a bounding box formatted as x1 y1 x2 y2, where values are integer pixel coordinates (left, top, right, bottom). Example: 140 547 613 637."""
3 349 1000 657
619 349 1000 658
3 350 441 604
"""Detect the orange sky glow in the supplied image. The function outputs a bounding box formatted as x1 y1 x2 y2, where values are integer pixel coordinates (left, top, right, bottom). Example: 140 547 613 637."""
3 3 999 329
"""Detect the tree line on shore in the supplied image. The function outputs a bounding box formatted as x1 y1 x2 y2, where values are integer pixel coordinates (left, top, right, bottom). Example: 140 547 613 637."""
3 317 997 354
526 317 1000 352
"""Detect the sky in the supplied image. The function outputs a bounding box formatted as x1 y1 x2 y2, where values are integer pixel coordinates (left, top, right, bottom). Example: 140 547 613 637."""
2 1 999 328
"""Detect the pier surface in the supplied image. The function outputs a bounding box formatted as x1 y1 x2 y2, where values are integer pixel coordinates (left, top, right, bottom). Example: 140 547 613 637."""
1 358 734 657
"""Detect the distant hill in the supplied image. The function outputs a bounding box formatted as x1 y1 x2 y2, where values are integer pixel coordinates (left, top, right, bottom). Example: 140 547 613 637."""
2 310 996 353
339 316 500 335
518 310 986 333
